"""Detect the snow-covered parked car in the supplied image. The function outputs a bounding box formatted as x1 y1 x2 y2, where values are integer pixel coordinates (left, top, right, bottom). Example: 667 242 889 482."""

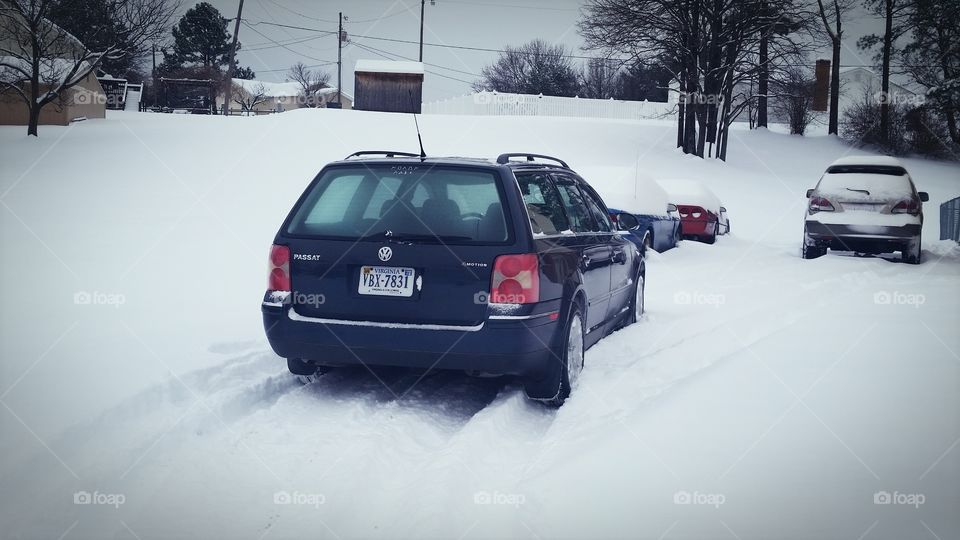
262 151 645 406
658 179 729 244
599 181 682 252
802 156 928 263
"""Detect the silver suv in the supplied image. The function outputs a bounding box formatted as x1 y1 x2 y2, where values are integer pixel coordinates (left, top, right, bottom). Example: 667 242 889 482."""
802 156 928 264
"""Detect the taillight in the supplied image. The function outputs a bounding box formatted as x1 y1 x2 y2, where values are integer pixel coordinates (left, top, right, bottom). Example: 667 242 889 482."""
268 245 290 291
892 199 920 215
808 196 835 214
491 253 539 304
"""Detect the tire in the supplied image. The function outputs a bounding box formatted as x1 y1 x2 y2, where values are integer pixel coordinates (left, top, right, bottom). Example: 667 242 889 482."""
626 273 645 326
902 236 922 264
704 229 716 244
525 300 585 407
287 358 329 385
642 230 653 252
673 227 681 247
802 229 826 259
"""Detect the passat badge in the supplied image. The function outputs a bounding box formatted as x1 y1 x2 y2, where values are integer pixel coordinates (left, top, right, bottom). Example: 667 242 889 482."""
378 247 392 261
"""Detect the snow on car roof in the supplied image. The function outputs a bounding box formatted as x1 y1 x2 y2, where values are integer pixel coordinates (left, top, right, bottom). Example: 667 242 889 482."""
355 60 425 75
580 167 671 216
828 155 904 168
656 178 723 214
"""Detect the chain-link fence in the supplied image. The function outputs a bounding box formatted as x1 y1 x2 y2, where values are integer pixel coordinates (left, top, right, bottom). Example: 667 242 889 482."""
941 196 960 242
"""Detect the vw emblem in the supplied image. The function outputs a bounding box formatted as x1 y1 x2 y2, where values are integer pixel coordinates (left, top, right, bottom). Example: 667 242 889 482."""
378 246 392 262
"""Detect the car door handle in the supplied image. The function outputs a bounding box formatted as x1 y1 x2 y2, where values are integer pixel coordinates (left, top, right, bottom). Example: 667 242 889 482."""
580 254 591 268
611 249 626 264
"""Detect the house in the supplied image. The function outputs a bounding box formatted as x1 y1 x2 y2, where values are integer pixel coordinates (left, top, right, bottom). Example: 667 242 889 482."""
837 66 920 115
218 78 352 112
353 60 424 114
315 86 353 109
0 8 107 126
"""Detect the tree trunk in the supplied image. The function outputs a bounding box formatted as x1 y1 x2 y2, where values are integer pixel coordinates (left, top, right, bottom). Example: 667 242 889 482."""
945 107 959 145
677 73 686 148
757 2 769 128
879 0 894 145
828 36 841 135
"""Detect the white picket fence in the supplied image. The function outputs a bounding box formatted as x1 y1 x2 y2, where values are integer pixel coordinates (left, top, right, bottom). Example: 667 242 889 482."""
422 91 677 121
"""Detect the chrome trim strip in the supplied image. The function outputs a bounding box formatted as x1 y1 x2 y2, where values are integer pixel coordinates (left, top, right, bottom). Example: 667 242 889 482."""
489 311 557 321
288 309 485 332
262 301 284 308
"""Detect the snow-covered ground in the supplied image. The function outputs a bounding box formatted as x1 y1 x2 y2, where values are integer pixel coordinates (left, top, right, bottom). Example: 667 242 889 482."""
1 110 958 539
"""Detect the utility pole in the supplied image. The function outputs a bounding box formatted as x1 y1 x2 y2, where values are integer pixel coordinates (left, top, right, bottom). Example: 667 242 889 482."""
151 43 156 107
223 0 245 116
337 11 343 104
419 0 425 61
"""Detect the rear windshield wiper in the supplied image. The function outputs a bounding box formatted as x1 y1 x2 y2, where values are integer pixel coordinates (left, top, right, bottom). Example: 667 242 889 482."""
845 188 871 196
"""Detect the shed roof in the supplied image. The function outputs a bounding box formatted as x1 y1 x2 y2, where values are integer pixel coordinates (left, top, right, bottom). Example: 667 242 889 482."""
355 60 425 75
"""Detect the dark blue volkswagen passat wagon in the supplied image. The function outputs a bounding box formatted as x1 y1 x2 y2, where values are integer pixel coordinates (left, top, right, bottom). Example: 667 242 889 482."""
262 152 645 406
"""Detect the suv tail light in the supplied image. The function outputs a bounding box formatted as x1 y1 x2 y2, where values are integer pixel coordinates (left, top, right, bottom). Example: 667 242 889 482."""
491 254 539 304
892 199 920 215
268 245 290 291
808 196 835 214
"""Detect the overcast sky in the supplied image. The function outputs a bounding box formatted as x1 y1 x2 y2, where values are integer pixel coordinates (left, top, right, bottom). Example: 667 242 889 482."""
202 0 890 103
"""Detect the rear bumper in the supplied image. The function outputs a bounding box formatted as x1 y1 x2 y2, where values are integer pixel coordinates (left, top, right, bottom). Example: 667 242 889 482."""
261 303 560 376
804 220 921 252
681 219 715 236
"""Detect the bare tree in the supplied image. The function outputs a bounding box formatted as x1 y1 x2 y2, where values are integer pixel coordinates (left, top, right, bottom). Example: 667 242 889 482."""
231 81 267 113
0 0 179 136
901 0 959 145
474 39 581 97
287 61 330 108
858 0 917 146
814 0 856 135
772 66 816 134
580 58 620 99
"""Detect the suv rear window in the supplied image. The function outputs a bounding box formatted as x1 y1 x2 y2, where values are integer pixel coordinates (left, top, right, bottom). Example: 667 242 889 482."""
825 165 907 176
286 165 510 243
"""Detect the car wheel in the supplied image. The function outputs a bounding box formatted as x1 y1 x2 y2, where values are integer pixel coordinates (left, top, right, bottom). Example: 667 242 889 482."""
626 273 645 326
902 236 922 264
642 230 653 252
673 227 681 247
287 358 329 384
525 301 584 407
704 230 716 244
802 230 826 259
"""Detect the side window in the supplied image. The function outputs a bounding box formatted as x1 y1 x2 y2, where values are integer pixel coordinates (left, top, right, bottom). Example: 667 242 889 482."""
302 175 364 224
581 185 613 232
555 179 595 233
515 173 569 234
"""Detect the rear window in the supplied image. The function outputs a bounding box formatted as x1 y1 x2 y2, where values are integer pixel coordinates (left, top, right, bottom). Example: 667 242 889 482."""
826 165 907 176
286 165 510 244
817 172 914 199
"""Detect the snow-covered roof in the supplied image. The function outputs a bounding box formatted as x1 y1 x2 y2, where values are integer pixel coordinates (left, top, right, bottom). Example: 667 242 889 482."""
355 60 425 75
0 56 93 85
828 155 904 168
315 86 353 100
232 78 302 97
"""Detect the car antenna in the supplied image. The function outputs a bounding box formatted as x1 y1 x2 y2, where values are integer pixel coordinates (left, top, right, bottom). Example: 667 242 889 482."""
413 114 427 161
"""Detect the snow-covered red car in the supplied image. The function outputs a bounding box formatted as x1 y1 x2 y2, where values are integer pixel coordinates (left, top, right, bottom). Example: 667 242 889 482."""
802 156 928 263
658 179 728 244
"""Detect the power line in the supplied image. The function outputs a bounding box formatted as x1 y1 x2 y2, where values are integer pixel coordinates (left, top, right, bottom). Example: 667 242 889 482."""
241 20 337 63
351 40 481 78
351 42 476 86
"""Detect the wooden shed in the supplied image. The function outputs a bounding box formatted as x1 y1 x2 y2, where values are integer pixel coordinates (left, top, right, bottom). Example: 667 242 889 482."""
353 60 424 114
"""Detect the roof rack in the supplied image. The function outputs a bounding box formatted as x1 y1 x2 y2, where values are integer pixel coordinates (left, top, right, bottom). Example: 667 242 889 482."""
344 151 421 160
496 153 569 169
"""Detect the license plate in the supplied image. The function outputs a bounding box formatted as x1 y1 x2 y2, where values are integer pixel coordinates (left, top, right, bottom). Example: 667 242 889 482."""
358 266 415 297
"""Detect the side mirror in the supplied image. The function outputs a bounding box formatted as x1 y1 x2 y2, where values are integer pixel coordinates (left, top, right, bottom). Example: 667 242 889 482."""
918 192 929 202
719 206 727 213
805 189 814 198
617 212 640 230
667 203 678 213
